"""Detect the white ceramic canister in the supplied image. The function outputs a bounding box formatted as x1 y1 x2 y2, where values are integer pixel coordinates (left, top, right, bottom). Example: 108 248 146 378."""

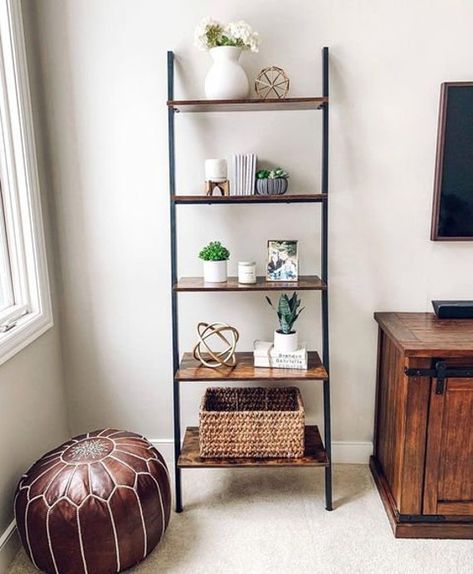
205 159 227 182
238 261 256 284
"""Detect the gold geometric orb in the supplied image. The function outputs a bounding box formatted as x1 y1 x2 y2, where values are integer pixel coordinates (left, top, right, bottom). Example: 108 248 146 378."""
255 66 290 99
193 322 239 368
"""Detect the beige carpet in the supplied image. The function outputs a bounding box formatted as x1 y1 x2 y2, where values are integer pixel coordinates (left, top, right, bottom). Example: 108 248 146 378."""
9 465 473 574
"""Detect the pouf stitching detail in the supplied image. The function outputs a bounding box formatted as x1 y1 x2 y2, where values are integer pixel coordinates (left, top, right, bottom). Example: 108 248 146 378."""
15 428 171 574
22 498 40 571
18 464 72 572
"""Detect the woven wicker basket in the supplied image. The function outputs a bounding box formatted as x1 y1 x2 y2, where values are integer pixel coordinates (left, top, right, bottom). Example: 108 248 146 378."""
199 386 305 458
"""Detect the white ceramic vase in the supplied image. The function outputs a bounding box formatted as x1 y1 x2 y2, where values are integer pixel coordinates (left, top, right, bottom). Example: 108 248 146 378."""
205 46 249 100
274 330 298 353
203 260 227 283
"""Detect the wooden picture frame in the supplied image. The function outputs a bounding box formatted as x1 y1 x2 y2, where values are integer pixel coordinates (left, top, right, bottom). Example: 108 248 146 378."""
431 82 473 241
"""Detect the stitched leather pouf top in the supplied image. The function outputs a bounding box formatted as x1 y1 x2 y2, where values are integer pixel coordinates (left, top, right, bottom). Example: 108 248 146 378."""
15 429 171 574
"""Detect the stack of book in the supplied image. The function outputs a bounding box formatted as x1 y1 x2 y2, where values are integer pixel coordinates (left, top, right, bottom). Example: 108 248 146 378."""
253 341 308 370
231 153 257 195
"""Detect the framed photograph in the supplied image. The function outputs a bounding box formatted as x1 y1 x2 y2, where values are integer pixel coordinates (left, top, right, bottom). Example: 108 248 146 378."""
267 240 298 281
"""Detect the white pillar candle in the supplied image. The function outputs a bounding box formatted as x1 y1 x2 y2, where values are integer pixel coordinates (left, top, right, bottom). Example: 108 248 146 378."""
238 261 257 284
205 159 227 182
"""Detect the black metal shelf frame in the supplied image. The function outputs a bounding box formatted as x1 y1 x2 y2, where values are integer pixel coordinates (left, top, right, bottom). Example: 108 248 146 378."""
167 48 332 512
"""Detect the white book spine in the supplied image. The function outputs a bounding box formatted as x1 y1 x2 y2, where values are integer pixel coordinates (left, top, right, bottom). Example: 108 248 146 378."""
247 153 255 195
254 342 308 369
236 155 240 196
243 154 247 195
254 348 307 359
251 154 256 195
238 154 242 195
231 155 237 196
254 357 308 370
244 154 248 195
249 154 253 195
241 154 247 195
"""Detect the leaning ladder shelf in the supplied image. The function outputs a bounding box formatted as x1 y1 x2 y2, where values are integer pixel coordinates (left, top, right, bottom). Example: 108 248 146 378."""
167 48 332 512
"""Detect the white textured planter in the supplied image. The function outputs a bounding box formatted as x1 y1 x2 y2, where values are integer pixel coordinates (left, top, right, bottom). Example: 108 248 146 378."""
203 260 227 283
274 330 298 353
205 46 249 100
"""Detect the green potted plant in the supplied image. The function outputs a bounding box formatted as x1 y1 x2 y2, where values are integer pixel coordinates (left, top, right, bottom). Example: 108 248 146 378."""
266 292 304 352
255 168 289 196
199 241 230 283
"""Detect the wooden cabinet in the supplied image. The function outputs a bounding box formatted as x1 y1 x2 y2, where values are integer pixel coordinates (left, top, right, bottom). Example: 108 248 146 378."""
371 312 473 539
424 376 473 516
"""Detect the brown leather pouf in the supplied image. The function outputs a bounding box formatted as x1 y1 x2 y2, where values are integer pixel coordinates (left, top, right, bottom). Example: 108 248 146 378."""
15 429 171 574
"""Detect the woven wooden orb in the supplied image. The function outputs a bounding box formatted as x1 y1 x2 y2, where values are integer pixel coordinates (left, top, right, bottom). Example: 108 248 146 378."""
255 66 290 99
193 322 239 368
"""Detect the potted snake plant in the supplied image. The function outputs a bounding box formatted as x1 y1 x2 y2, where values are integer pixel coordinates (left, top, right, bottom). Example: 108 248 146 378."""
266 292 304 353
199 241 230 283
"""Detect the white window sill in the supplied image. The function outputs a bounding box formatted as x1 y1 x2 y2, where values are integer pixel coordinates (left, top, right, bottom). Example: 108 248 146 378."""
0 0 53 367
0 310 53 366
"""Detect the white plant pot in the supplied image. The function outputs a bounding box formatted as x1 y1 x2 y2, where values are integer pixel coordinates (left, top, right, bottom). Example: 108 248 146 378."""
205 46 250 100
203 260 227 283
274 330 299 353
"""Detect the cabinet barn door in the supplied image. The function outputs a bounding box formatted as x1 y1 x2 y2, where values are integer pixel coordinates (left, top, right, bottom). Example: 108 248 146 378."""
424 378 473 516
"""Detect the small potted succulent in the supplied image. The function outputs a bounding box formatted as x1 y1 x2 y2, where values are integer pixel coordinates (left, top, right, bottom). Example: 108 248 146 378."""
266 292 304 353
255 168 289 196
199 241 230 283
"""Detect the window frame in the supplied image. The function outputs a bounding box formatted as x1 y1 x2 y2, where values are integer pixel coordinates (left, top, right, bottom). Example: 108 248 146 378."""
0 0 53 365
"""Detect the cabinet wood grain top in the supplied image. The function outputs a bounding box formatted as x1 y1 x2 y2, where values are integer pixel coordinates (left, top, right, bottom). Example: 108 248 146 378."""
374 312 473 357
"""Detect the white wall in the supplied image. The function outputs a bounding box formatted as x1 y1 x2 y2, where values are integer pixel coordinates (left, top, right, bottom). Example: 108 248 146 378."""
24 0 473 453
0 330 69 567
0 4 69 567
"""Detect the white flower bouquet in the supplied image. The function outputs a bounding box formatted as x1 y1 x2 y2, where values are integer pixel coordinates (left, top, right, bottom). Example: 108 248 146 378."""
194 18 261 53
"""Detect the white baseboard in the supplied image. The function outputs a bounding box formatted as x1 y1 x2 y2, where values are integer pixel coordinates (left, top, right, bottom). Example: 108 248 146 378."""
0 519 20 572
0 439 371 571
0 438 371 567
331 441 373 464
150 439 373 466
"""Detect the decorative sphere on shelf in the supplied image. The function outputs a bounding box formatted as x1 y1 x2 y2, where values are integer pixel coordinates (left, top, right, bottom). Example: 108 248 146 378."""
193 322 239 368
255 66 290 99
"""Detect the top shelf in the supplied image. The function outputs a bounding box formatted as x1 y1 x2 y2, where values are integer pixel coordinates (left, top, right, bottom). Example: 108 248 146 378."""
167 97 327 113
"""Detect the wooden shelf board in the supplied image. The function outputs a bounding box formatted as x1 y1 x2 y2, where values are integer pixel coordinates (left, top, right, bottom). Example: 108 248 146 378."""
178 425 329 468
167 97 327 113
176 351 328 382
172 194 326 205
174 275 326 292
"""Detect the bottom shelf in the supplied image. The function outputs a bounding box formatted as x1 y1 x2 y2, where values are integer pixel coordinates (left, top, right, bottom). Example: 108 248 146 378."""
178 425 329 468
